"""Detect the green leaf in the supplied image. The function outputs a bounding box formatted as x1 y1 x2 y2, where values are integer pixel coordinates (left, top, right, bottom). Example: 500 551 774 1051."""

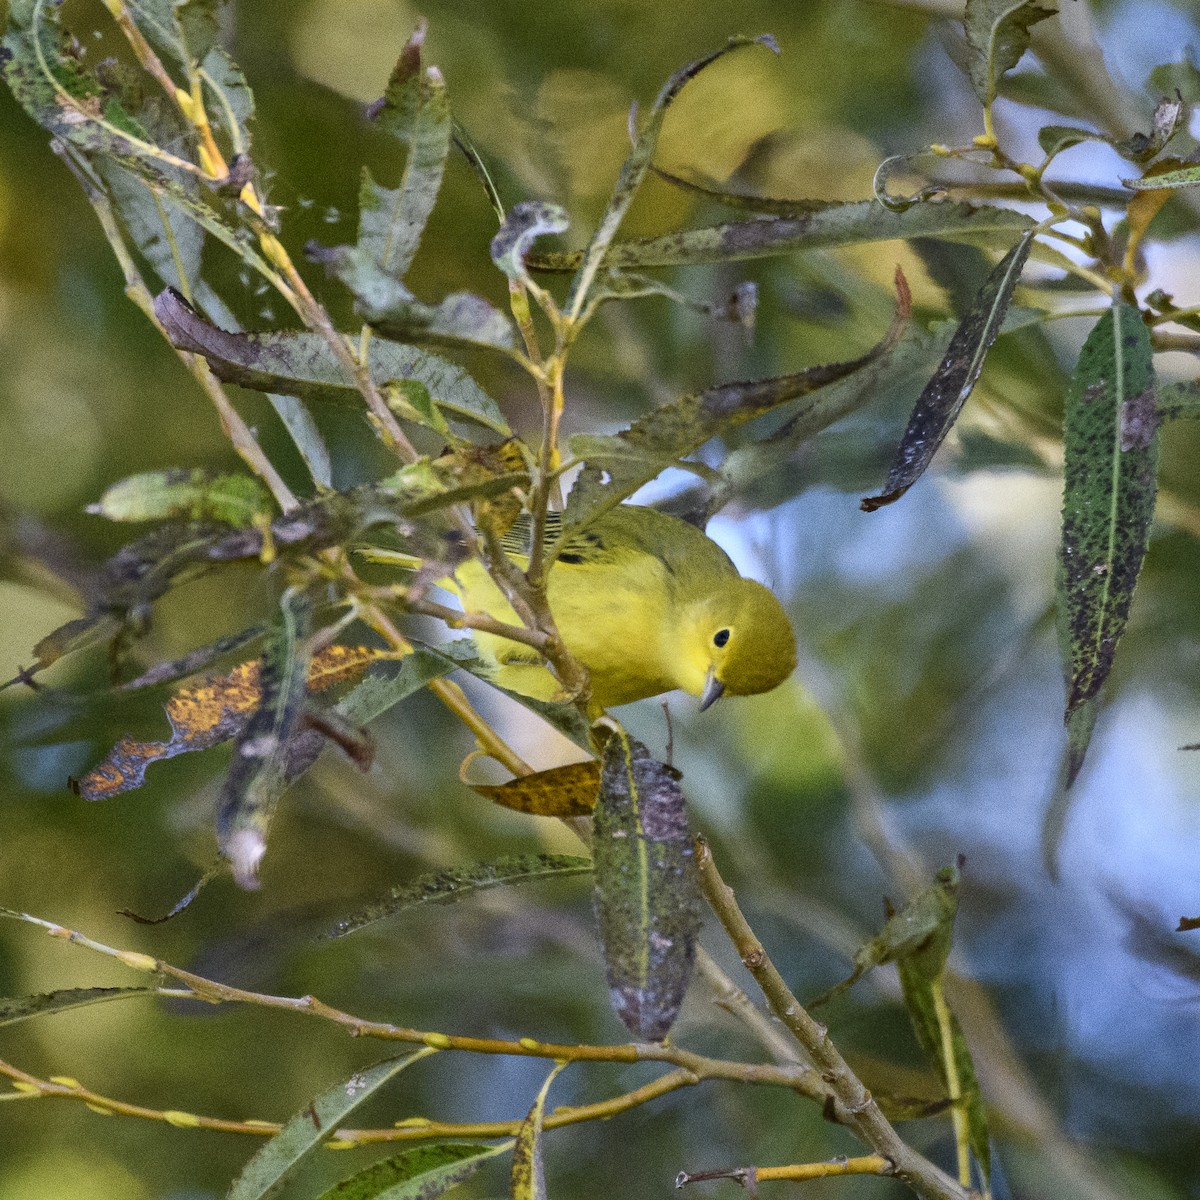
0 986 156 1026
963 0 1058 107
326 855 593 938
364 23 452 279
2 0 153 160
808 865 961 1008
1149 54 1200 104
225 1049 438 1200
312 247 515 352
1037 124 1103 158
87 469 274 527
332 649 461 728
510 1064 565 1200
1157 380 1200 419
566 34 778 314
216 588 313 889
562 274 912 536
1123 163 1200 191
1056 300 1158 783
526 201 1033 272
152 289 511 435
313 1143 509 1200
861 230 1034 510
592 726 701 1041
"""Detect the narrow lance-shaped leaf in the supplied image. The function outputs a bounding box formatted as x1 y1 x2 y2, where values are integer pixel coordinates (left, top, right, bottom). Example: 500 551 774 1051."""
362 22 451 279
963 0 1058 108
87 469 274 527
1123 163 1200 191
0 986 157 1026
153 288 511 435
216 588 313 889
861 230 1033 511
313 1143 510 1200
226 1048 438 1200
566 33 778 314
1057 300 1158 784
592 726 701 1041
525 200 1032 273
511 1063 566 1200
326 854 593 939
563 272 911 537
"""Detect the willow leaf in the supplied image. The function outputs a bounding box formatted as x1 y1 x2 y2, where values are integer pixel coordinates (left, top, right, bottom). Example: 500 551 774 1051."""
0 986 156 1026
226 1049 437 1200
327 854 592 938
1057 300 1158 783
511 1065 564 1200
566 33 777 313
526 201 1032 273
153 289 510 434
562 273 911 537
592 727 700 1041
963 0 1058 107
861 230 1033 510
313 1143 509 1200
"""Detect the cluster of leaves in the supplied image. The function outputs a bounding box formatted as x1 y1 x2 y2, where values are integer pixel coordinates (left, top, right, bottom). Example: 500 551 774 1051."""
5 0 1200 1195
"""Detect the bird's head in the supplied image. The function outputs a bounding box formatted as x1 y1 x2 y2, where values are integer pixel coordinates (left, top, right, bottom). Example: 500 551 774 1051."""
678 578 797 709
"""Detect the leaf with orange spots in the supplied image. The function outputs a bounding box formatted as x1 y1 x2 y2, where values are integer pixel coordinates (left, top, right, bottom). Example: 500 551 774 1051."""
72 643 391 802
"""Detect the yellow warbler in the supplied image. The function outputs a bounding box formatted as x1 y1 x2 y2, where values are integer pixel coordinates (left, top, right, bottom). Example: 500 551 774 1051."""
449 505 796 710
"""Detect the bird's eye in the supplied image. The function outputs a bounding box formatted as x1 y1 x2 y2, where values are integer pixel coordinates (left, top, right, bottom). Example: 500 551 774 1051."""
713 628 730 648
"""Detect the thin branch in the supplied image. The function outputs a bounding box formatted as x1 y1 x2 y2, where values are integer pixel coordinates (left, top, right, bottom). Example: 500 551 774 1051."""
693 839 973 1200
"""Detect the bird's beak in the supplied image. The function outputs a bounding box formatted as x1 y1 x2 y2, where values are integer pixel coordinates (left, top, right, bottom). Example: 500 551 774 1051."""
699 671 725 712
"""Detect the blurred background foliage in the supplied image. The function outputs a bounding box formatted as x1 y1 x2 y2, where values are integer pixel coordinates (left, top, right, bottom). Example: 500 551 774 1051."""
2 0 1200 1197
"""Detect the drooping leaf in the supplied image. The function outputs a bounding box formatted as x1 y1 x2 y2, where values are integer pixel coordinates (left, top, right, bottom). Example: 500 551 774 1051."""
87 469 274 527
153 288 510 434
592 726 701 1041
1056 300 1158 783
1036 124 1103 158
226 1049 437 1200
471 762 601 817
510 1064 565 1200
313 1142 509 1200
0 986 156 1026
963 0 1058 108
525 201 1033 273
214 589 313 888
565 34 778 314
326 854 593 938
861 230 1033 510
562 272 911 537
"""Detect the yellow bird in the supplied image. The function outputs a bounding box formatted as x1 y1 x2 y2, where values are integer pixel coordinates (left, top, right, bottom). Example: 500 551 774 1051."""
448 505 796 711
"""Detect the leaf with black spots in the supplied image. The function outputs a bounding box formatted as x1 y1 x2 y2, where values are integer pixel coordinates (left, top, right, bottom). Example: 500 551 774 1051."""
592 726 700 1041
862 230 1033 510
1056 300 1158 782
